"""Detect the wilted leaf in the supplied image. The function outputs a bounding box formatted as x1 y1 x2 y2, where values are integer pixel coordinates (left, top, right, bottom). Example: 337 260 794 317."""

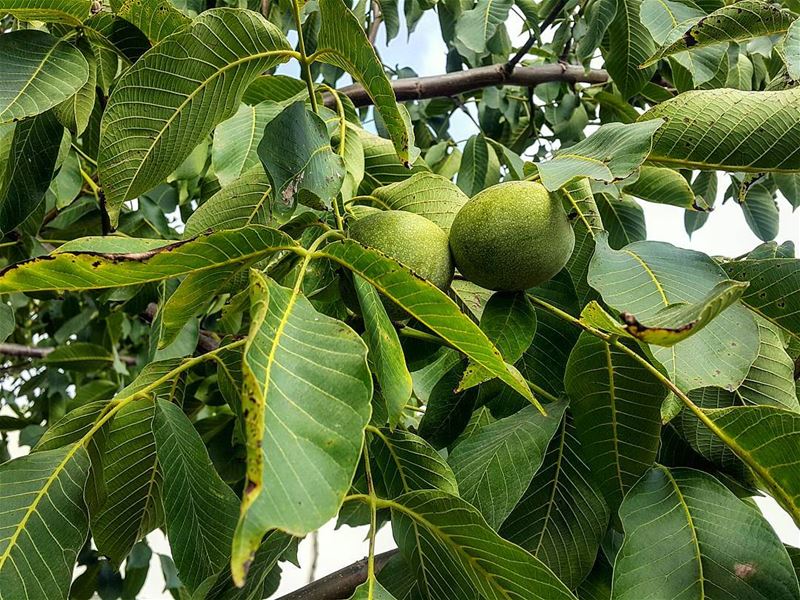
588 234 760 391
258 101 345 212
619 279 749 346
0 226 298 294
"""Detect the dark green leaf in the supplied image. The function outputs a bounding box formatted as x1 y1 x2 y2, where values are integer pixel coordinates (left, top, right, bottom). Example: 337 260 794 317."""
614 465 800 598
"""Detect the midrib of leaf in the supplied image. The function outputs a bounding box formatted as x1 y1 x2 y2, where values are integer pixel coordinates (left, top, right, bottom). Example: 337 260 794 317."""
659 464 705 597
533 419 566 556
121 49 298 201
561 185 597 238
0 341 245 569
604 342 626 502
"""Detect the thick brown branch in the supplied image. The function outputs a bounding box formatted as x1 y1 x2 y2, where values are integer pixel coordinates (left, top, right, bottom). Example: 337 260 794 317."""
275 549 398 600
0 342 137 366
327 64 607 107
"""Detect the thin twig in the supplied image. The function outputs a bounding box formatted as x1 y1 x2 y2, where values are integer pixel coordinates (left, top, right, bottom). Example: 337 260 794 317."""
505 0 572 72
0 342 137 366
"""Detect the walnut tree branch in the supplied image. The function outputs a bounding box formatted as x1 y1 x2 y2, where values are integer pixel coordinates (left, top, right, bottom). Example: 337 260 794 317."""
326 63 607 107
275 549 398 600
0 343 137 366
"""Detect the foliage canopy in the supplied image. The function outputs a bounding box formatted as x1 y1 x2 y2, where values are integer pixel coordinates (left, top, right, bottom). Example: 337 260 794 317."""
0 0 799 598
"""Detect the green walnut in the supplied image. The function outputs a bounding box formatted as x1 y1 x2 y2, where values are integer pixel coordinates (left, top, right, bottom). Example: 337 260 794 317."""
346 210 455 317
449 181 575 291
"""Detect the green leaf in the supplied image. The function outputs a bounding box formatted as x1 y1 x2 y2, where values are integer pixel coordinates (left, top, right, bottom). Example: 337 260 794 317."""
358 130 429 194
320 239 540 409
0 30 89 123
576 557 612 600
640 0 705 45
455 0 514 54
577 0 618 65
183 170 273 237
0 0 90 24
0 110 64 235
258 101 345 212
604 0 657 98
232 271 372 584
737 317 799 411
785 18 800 80
699 404 800 524
618 279 750 346
0 226 297 294
521 272 582 399
0 445 91 599
316 0 412 164
724 258 800 345
595 193 647 249
418 363 477 449
349 579 399 600
560 178 602 305
448 401 568 529
537 121 664 191
588 234 760 391
387 490 577 600
205 531 293 600
34 400 112 451
44 342 114 370
741 181 780 241
0 302 13 343
457 134 501 197
623 165 700 210
500 414 609 588
53 38 96 135
91 400 163 565
110 0 190 43
370 172 468 233
153 398 239 591
478 291 537 364
98 9 293 224
641 88 800 172
212 102 279 187
354 276 412 427
614 465 800 599
644 0 798 66
370 427 459 497
564 333 667 509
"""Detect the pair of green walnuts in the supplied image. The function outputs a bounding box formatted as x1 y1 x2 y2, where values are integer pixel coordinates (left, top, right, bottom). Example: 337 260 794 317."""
348 180 575 295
